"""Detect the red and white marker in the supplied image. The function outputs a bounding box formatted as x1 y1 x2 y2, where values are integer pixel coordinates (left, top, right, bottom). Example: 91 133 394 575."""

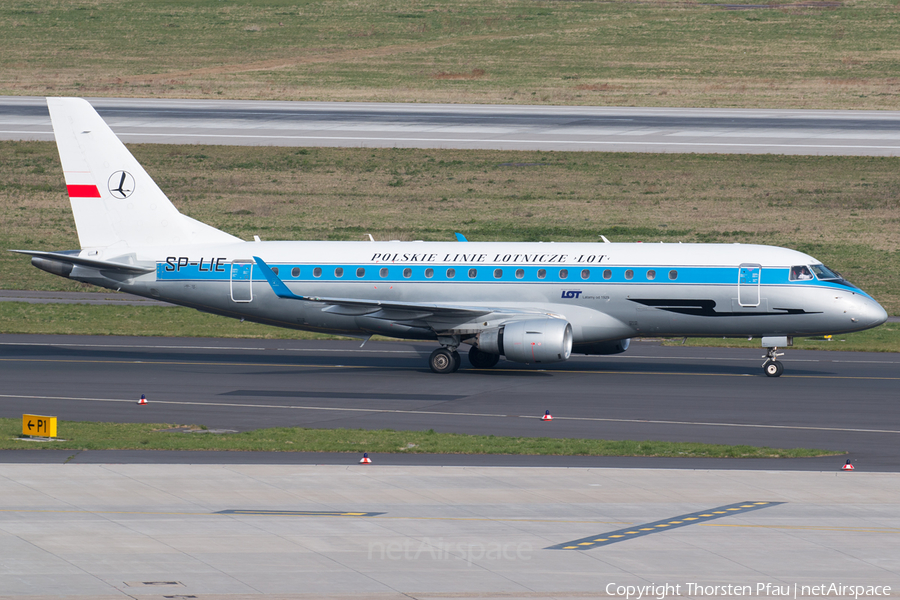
137 394 148 405
359 452 372 464
842 460 854 471
541 410 553 422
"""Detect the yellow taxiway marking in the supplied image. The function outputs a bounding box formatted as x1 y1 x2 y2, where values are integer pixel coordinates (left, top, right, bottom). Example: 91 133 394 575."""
549 501 784 550
0 509 627 525
14 508 885 535
3 357 900 381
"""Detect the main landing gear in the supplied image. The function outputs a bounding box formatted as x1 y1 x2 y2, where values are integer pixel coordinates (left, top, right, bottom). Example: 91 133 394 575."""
762 346 785 378
428 341 501 373
429 347 461 374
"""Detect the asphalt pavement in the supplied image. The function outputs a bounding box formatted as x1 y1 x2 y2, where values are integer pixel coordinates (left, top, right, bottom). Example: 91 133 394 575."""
2 334 898 470
3 96 900 155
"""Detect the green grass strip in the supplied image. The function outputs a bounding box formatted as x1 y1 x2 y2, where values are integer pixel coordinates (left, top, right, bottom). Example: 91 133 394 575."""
1 419 842 458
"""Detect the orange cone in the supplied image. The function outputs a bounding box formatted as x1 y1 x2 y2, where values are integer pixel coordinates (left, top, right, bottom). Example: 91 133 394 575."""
359 452 372 464
137 394 148 405
541 410 553 422
842 460 854 471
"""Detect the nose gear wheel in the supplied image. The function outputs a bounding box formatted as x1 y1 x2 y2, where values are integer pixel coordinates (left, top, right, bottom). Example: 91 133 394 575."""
762 347 785 377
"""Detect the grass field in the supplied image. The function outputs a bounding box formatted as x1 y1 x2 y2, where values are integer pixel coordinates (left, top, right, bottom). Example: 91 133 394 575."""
2 0 900 109
3 141 898 316
0 419 842 457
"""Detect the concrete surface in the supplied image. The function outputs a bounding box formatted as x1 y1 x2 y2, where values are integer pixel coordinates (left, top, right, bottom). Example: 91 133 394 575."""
0 464 898 599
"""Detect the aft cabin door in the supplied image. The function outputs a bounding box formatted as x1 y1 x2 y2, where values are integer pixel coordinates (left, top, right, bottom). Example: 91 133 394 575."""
230 259 253 303
738 263 761 307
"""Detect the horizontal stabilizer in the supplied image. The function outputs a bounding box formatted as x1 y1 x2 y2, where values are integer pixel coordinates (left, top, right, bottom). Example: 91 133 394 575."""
10 250 154 275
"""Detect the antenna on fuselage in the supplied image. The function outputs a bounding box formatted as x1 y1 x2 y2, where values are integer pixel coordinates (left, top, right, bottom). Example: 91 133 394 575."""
599 235 611 243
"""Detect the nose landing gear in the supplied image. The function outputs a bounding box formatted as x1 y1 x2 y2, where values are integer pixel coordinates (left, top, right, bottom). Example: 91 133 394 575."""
762 346 784 377
761 336 792 377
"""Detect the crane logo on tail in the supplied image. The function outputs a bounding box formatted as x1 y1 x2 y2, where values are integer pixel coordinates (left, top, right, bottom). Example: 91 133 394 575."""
108 170 135 199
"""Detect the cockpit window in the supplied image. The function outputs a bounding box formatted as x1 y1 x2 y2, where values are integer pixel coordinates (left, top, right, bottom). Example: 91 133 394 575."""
810 264 840 281
790 265 814 281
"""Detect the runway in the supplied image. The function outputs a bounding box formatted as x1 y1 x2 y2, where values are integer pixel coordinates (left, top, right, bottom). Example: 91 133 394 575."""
2 334 899 471
3 96 900 155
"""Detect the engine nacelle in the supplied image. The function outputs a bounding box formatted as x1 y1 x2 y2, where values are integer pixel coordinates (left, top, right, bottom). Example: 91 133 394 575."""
574 338 631 355
477 318 573 364
31 257 73 278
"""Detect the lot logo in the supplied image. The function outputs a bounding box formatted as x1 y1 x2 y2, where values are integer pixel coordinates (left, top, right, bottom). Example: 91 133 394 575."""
108 170 135 199
561 290 582 299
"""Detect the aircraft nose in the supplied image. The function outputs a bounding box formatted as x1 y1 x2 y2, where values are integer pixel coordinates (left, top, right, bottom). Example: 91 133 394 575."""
857 297 888 329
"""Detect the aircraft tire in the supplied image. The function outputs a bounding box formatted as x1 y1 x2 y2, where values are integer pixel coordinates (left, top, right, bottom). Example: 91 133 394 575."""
429 348 457 374
450 350 461 372
468 346 500 369
764 360 784 377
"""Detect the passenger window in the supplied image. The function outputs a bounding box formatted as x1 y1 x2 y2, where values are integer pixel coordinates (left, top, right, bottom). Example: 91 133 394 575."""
559 269 568 280
291 267 300 278
356 268 365 278
403 268 412 278
447 268 456 278
468 268 477 278
380 267 388 278
313 267 322 278
425 268 434 279
603 269 611 280
537 269 546 279
625 269 634 280
669 270 677 280
581 269 590 280
647 269 656 280
271 267 279 276
515 268 525 279
790 265 814 281
334 267 344 278
494 268 503 279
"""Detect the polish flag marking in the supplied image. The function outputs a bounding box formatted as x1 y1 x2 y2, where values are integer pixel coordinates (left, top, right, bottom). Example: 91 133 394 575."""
67 184 101 198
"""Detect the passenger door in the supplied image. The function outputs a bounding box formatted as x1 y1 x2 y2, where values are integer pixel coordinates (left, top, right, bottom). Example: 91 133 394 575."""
738 263 761 307
230 259 253 302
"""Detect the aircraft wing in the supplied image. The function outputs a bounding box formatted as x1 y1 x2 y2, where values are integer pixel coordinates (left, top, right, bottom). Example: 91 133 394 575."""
10 250 154 275
252 256 546 327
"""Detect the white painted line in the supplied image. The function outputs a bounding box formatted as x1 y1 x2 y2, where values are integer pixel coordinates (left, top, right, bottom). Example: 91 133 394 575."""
0 394 509 419
0 342 419 353
1 393 897 435
100 132 900 150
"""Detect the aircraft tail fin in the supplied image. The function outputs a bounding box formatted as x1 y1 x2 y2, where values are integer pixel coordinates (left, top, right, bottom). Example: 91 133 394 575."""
47 97 239 250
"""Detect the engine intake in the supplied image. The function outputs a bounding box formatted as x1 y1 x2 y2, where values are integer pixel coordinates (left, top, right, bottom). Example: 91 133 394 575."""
477 318 573 364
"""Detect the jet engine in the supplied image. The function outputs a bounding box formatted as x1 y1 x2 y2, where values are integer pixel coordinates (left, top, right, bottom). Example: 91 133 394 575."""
477 318 573 364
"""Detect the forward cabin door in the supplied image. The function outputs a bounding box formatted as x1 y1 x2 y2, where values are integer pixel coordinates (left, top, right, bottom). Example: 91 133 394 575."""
738 263 761 307
230 259 253 302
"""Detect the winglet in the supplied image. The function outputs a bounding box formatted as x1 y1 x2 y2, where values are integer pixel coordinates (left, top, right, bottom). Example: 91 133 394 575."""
455 232 468 242
253 256 305 300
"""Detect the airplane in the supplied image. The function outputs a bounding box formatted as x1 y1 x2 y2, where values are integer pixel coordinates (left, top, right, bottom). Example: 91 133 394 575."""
12 98 889 376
